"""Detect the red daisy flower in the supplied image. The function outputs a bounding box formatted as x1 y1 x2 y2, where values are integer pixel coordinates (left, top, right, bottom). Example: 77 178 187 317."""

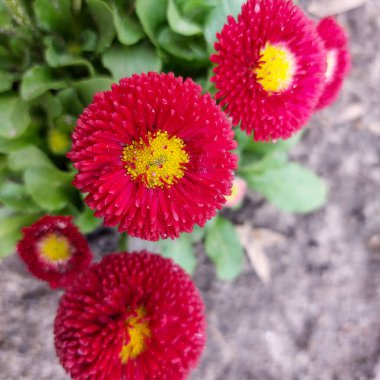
17 215 92 289
68 72 237 241
211 0 327 141
315 17 351 110
54 251 206 380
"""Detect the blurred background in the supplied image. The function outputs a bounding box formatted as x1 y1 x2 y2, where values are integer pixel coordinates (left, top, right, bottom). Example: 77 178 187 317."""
1 0 380 379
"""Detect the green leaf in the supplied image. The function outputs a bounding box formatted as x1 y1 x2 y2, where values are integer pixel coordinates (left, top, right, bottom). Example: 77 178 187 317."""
157 27 208 63
136 0 167 45
102 43 162 81
194 66 215 93
75 204 102 233
8 145 54 172
204 0 245 53
0 46 12 71
159 234 196 274
245 130 304 156
0 212 39 258
35 92 63 122
167 0 202 36
80 29 98 52
24 166 73 211
33 0 73 34
6 36 31 70
112 0 144 45
0 121 40 153
0 2 13 28
0 156 7 183
239 151 287 175
0 137 30 153
44 37 95 76
0 94 30 139
20 66 66 101
246 162 328 213
54 114 77 132
180 0 218 12
187 224 205 243
205 216 244 280
0 71 17 93
0 181 39 212
2 0 33 29
57 88 84 116
73 77 113 105
87 0 116 53
234 128 250 155
176 0 217 24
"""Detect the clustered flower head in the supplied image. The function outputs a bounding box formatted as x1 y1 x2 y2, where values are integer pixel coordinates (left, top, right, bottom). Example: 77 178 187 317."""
315 17 351 110
68 72 237 241
54 251 206 380
211 0 327 141
17 215 92 289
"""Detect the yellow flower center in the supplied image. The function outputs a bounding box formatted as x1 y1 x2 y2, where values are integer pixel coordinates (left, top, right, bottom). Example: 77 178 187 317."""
122 130 189 189
120 307 151 364
255 42 295 93
325 49 337 82
39 233 71 263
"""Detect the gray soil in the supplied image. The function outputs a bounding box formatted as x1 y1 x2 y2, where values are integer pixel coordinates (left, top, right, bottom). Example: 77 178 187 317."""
1 1 380 379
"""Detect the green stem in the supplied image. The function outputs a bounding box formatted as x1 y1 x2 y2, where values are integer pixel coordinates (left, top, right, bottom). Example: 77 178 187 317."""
118 233 128 251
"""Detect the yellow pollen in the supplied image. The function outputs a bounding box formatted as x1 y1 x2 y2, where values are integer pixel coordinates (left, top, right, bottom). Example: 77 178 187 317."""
120 307 151 364
122 130 189 189
39 233 71 263
255 42 295 93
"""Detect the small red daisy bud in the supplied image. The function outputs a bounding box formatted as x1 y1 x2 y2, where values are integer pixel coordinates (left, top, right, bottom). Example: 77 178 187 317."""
17 215 92 289
315 17 351 110
211 0 327 141
68 72 237 241
224 176 247 208
54 251 206 380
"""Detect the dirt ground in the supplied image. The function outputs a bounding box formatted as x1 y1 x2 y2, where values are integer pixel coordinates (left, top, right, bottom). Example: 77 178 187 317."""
1 0 380 379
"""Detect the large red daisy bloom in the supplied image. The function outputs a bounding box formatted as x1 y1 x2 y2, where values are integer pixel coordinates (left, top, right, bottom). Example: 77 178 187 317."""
68 72 237 241
54 251 206 380
17 215 92 289
315 17 351 110
211 0 327 141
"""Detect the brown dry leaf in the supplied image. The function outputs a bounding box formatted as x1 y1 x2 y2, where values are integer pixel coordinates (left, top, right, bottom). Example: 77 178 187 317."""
367 122 380 136
208 311 235 360
236 225 285 284
308 0 367 17
335 103 365 125
368 235 380 252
